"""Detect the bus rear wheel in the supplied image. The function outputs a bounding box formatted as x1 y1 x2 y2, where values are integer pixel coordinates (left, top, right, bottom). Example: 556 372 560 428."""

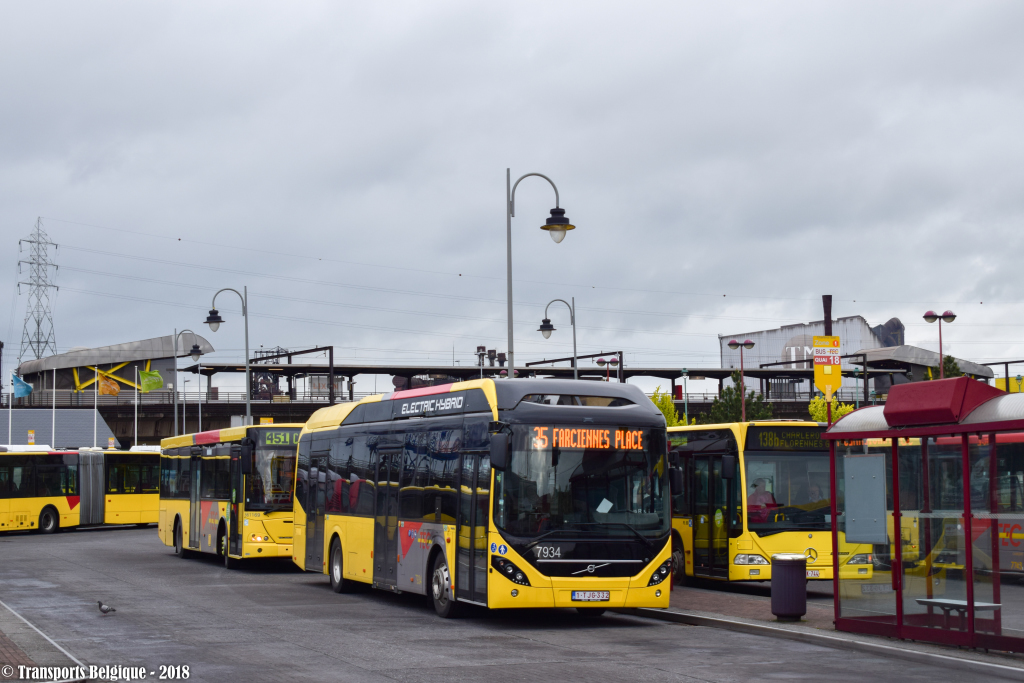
430 552 461 619
329 538 354 593
38 507 59 534
174 521 191 559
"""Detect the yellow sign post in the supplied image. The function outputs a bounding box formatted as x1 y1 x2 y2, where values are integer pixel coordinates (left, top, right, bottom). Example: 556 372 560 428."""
260 417 274 425
813 336 842 400
27 429 35 445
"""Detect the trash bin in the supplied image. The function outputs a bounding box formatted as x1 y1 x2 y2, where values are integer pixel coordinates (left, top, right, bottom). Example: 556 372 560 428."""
771 553 807 622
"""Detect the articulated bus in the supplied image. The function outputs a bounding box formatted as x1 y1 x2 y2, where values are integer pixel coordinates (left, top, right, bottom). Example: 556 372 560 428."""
293 378 673 618
158 425 303 567
0 446 160 534
669 422 873 584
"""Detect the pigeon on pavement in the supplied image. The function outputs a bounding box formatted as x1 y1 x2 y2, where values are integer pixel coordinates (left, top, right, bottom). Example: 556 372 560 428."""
97 601 116 614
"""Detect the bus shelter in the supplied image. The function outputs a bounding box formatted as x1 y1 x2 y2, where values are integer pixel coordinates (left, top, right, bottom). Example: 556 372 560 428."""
823 376 1024 652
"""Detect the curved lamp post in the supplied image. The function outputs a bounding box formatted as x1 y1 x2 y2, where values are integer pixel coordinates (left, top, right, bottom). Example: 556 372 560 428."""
728 339 755 422
923 310 956 379
205 287 251 424
538 297 577 380
506 169 575 379
173 328 204 436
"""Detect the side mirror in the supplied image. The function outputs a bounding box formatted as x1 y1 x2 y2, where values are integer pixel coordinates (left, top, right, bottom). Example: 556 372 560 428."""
668 450 680 467
490 433 509 470
669 468 684 495
722 454 737 480
240 439 253 474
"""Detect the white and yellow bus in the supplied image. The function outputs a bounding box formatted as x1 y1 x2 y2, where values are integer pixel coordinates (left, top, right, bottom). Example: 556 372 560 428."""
293 379 673 618
669 422 873 584
158 425 303 567
0 446 160 533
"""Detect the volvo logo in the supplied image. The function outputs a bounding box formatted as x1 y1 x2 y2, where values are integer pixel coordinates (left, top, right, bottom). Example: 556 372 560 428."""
572 563 610 575
805 548 818 564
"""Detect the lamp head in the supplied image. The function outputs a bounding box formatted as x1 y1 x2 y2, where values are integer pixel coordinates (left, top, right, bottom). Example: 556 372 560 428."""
596 357 607 367
941 310 956 323
189 344 202 362
205 309 223 332
538 318 555 339
609 357 620 367
727 339 740 350
923 310 938 324
743 339 755 350
540 208 575 244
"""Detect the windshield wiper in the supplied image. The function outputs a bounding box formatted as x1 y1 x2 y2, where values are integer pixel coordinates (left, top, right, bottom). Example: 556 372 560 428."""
577 522 655 550
523 528 589 549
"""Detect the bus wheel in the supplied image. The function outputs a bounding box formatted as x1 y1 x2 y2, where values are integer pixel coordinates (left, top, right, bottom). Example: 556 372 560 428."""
672 536 696 587
38 508 59 534
174 521 191 559
329 538 353 593
430 552 461 619
576 608 606 617
220 530 238 569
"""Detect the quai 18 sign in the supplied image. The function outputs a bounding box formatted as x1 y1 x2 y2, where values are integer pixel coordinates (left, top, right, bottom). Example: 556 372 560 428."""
812 335 841 400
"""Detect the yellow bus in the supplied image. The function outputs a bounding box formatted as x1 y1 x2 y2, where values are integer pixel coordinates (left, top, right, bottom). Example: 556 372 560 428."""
669 422 873 584
159 425 303 568
293 379 672 618
0 446 160 533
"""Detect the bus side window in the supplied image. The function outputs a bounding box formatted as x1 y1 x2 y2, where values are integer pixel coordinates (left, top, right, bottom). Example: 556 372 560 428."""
672 454 692 515
36 456 63 497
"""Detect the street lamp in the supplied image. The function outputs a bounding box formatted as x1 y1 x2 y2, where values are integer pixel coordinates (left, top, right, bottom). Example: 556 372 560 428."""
728 339 755 422
923 310 956 379
506 169 575 380
173 329 204 436
206 287 251 424
596 356 619 382
538 297 577 380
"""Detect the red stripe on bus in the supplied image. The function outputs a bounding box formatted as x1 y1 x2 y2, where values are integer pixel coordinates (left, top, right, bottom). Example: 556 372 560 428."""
194 430 221 445
390 383 455 401
66 495 80 511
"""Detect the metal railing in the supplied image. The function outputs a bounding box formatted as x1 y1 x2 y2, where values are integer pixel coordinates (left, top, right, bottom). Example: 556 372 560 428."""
0 390 379 408
653 389 885 405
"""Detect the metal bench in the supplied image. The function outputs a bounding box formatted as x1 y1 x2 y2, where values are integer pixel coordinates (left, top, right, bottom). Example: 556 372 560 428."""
914 598 1001 631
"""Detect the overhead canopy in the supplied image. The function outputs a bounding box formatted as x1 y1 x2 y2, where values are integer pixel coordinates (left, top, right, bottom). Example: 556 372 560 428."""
17 334 216 375
847 345 993 378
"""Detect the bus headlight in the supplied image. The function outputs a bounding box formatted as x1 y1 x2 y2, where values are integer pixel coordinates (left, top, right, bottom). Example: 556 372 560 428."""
847 554 872 565
648 559 672 586
733 554 769 565
491 556 531 586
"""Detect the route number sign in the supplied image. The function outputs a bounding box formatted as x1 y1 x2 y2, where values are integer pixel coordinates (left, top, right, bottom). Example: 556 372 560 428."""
813 336 841 400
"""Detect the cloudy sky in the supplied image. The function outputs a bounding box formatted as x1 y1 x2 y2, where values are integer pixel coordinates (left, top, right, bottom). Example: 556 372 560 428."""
2 1 1022 393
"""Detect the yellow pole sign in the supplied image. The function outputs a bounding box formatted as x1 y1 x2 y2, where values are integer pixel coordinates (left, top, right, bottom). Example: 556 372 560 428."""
813 336 842 400
27 429 35 445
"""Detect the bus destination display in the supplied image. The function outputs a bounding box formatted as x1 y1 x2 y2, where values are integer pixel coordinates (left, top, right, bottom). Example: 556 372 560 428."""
531 426 646 451
261 430 299 447
747 427 826 451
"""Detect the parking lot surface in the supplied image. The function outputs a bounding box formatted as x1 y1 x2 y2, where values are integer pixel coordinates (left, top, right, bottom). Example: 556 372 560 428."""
0 528 1015 682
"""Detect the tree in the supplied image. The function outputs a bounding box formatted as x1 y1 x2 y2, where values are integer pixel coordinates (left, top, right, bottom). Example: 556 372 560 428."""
650 386 681 427
698 371 772 424
942 355 963 379
808 396 855 423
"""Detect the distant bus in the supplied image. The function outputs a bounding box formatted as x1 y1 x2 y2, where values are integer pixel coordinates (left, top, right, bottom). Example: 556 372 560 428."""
158 425 303 567
0 446 160 533
293 379 672 618
669 422 873 583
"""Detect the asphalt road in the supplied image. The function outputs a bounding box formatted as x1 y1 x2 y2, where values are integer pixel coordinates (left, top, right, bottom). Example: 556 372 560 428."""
0 527 1013 682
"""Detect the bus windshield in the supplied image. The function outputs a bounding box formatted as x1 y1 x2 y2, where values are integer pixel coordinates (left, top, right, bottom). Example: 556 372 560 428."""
745 450 831 535
245 429 299 511
494 424 669 540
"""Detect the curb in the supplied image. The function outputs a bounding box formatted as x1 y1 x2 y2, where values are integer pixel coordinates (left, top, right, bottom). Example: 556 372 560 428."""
621 608 1024 680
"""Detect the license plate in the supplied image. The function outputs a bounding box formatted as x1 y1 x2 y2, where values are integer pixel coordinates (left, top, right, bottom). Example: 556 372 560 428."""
572 590 610 602
861 583 893 594
806 570 820 578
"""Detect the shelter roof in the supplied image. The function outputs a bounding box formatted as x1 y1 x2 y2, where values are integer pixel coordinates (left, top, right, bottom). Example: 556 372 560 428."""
17 334 215 375
848 345 992 378
0 409 117 449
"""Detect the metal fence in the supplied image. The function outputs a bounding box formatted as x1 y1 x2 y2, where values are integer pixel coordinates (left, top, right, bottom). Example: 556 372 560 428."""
0 390 380 409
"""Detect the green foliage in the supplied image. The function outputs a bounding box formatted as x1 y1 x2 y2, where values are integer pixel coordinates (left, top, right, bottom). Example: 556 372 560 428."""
650 386 681 427
943 355 963 379
698 371 773 424
808 396 855 423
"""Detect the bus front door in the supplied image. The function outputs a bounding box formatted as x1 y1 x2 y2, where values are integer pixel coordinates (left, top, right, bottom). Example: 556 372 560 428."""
373 450 400 588
229 445 242 556
188 449 201 550
457 453 489 604
305 457 328 572
693 455 729 579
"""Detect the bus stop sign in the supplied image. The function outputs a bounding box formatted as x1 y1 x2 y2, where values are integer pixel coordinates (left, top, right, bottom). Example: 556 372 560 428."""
813 336 841 400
